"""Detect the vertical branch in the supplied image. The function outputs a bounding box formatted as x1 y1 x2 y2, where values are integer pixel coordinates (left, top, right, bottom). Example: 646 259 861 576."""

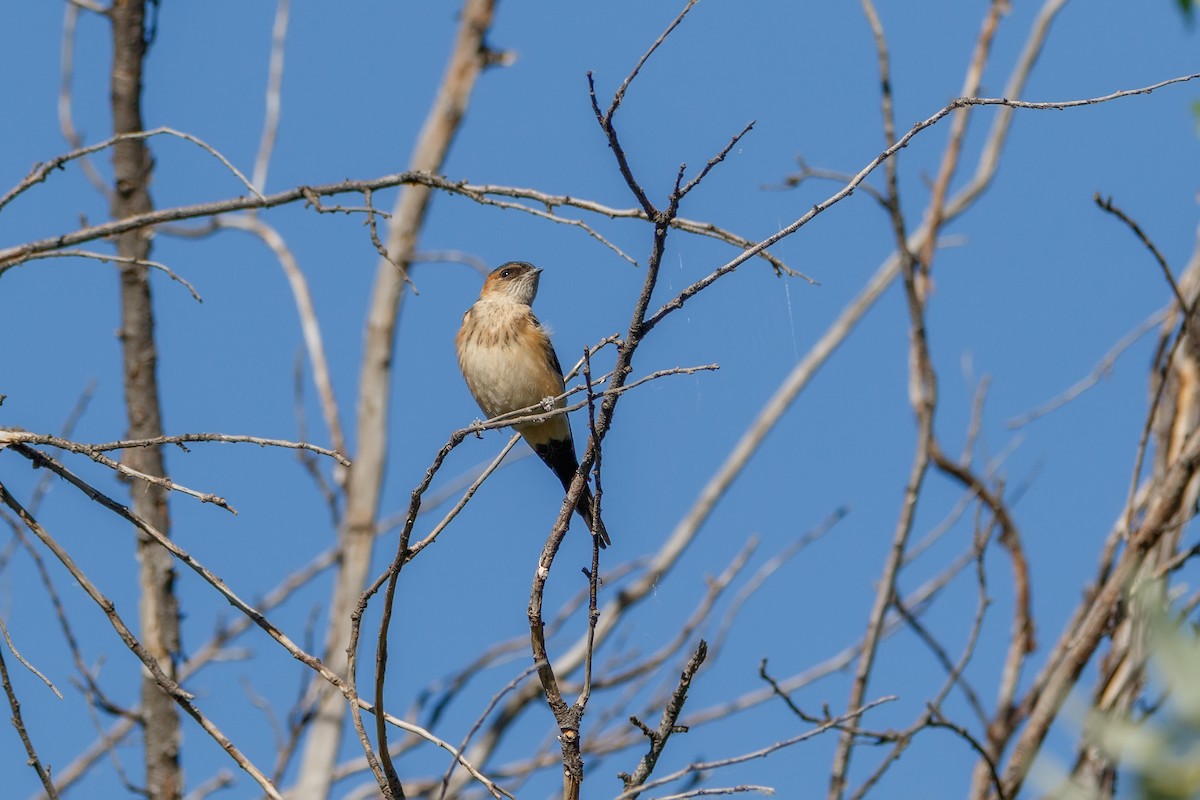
522 7 713 792
1059 208 1200 799
0 481 282 799
109 3 182 799
529 349 607 800
831 4 1012 798
0 642 59 798
527 529 576 798
508 12 748 796
997 425 1200 797
827 4 920 795
217 216 345 457
294 2 499 798
619 640 708 799
916 0 1008 273
577 349 603 708
59 1 109 199
653 0 1071 620
827 356 930 800
859 0 900 208
251 0 290 194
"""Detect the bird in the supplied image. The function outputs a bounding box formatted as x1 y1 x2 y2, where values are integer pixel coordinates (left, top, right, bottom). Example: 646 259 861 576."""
456 261 611 548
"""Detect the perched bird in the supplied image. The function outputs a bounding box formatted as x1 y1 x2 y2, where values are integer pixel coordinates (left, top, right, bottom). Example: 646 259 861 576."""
456 261 611 548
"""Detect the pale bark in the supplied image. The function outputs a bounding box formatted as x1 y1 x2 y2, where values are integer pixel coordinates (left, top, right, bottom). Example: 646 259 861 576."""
291 1 498 797
110 2 182 799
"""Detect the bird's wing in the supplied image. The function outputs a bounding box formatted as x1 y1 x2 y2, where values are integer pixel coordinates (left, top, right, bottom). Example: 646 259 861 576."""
529 311 566 379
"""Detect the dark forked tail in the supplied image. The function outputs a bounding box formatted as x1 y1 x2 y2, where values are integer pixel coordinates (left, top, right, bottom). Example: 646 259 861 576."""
533 438 612 548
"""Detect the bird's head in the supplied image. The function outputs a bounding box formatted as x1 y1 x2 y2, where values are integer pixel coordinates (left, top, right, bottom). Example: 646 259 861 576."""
480 261 542 306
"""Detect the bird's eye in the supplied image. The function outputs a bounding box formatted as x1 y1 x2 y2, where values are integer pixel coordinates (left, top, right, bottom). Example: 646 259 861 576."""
500 268 513 279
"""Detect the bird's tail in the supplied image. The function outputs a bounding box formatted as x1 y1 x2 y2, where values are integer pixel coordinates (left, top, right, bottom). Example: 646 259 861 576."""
534 438 612 548
575 487 611 549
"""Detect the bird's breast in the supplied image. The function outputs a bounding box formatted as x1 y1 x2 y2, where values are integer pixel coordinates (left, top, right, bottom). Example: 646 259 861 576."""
457 302 566 423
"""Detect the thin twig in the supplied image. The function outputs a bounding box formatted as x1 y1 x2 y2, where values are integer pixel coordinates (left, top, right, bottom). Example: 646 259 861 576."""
578 349 604 710
251 0 290 193
0 617 62 698
0 126 264 215
438 662 541 800
183 771 235 800
27 380 98 515
7 445 345 692
999 425 1200 795
303 3 501 793
605 538 756 689
57 2 109 199
640 73 1200 335
651 787 775 800
0 642 59 798
1095 193 1200 348
6 73 1194 272
405 434 521 559
608 0 699 117
0 482 282 798
917 0 1010 273
926 709 1007 800
72 431 348 465
711 509 847 655
216 215 347 456
616 697 895 800
1007 307 1168 427
620 640 708 799
5 435 237 513
13 249 201 300
666 1 1075 641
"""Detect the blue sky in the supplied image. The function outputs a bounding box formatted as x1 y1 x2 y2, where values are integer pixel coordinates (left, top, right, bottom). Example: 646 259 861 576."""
2 2 1199 798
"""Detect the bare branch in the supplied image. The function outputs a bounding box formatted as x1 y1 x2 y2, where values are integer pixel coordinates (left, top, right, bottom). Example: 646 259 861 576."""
999 425 1200 795
0 641 59 799
215 215 347 456
57 2 109 198
1007 308 1168 427
711 508 847 654
183 771 234 800
63 431 346 465
406 434 522 558
7 445 338 688
0 126 264 216
643 73 1200 334
12 249 201 301
608 0 699 117
591 0 701 217
67 0 108 12
0 617 62 699
444 183 639 265
1095 194 1200 348
916 0 1010 272
251 0 290 193
678 122 756 199
438 662 542 800
653 786 776 800
300 0 502 793
5 435 237 513
0 482 282 798
620 640 708 798
617 697 896 800
5 72 1191 278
